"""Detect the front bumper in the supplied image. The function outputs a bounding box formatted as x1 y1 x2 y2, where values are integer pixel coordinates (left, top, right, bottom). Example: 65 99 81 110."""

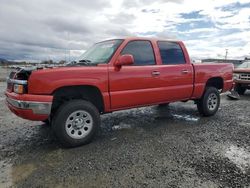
234 80 250 84
5 91 53 121
234 80 250 89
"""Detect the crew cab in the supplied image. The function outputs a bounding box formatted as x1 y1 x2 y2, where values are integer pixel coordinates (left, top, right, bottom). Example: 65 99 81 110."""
5 37 234 147
233 61 250 95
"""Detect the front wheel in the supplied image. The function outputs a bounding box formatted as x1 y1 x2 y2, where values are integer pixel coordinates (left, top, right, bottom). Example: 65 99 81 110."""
197 87 220 117
52 100 100 147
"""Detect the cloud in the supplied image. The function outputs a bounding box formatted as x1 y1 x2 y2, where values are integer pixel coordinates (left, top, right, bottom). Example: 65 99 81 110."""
43 17 91 34
122 0 183 8
0 0 249 61
108 12 136 25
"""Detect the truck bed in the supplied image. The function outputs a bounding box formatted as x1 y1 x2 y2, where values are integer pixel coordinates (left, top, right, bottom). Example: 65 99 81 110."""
192 63 234 99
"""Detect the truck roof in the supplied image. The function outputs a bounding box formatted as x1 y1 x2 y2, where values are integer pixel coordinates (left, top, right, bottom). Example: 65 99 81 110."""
103 37 182 43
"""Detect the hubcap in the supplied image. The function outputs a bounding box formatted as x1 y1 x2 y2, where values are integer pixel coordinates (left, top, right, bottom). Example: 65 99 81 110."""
207 93 218 111
65 110 93 139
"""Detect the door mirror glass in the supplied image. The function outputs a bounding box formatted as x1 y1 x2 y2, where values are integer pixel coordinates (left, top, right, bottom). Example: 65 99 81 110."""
115 54 134 66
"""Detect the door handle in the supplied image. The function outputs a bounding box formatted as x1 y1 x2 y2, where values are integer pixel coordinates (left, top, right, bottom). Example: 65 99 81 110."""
152 71 160 76
181 70 189 74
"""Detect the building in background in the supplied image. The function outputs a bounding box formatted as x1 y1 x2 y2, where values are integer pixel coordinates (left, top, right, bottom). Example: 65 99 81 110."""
202 59 247 67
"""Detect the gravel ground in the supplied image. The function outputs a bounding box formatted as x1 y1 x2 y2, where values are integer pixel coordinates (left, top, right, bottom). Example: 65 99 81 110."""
0 81 250 188
0 67 10 81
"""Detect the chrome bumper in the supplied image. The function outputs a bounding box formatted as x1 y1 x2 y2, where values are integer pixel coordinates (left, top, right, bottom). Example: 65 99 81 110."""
6 97 52 115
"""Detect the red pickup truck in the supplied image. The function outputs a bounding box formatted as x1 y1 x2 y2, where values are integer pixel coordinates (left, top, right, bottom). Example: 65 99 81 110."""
5 37 234 147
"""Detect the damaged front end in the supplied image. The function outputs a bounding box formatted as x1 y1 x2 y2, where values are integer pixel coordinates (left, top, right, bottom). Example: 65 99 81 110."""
6 67 36 94
5 66 53 120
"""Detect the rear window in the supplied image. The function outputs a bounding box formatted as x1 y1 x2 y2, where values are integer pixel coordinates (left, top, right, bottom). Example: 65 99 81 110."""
158 41 186 65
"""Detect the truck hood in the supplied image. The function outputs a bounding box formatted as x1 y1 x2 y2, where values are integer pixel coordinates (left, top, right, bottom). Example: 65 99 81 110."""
27 65 108 95
8 64 104 80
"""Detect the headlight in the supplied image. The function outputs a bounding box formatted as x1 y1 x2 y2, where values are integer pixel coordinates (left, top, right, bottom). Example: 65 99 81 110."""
233 73 240 80
13 84 25 94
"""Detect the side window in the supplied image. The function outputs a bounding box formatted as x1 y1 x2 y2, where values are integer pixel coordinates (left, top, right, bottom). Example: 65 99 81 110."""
121 41 155 66
158 41 186 65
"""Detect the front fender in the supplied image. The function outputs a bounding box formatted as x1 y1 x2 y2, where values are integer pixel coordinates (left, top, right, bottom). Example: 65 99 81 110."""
28 67 108 95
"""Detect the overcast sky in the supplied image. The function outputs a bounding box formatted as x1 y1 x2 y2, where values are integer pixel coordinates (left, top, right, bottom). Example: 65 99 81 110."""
0 0 250 61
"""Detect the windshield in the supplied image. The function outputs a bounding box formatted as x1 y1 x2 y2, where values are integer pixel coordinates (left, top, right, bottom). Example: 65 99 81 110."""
76 39 123 65
238 61 250 68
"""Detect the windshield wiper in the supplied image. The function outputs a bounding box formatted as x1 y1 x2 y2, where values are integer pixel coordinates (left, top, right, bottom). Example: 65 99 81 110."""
79 59 92 64
66 59 98 67
79 59 91 62
66 59 102 67
70 59 92 66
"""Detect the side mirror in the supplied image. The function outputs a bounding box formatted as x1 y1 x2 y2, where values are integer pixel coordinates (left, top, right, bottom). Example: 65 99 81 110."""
115 54 134 67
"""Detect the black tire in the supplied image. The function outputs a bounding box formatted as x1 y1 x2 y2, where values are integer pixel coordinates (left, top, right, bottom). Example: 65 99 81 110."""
197 87 220 117
235 84 246 95
42 119 51 126
52 100 100 147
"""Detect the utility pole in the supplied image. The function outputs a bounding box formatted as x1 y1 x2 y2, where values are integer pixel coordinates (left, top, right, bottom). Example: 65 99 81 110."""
225 49 228 60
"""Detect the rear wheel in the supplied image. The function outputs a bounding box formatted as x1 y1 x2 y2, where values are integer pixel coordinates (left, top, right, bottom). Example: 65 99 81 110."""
197 87 220 116
52 100 100 147
235 84 246 95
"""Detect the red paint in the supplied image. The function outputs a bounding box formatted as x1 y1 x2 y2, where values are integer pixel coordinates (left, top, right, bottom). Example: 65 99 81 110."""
5 37 234 121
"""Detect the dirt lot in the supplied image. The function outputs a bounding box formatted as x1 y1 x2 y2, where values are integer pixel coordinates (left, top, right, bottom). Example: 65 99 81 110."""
0 81 250 188
0 67 9 81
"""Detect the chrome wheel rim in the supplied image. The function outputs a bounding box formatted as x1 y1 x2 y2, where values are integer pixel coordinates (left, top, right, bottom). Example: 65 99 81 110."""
65 110 93 139
207 93 218 111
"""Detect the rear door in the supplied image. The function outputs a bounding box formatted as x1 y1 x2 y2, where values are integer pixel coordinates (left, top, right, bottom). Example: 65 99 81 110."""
156 41 193 101
109 40 164 110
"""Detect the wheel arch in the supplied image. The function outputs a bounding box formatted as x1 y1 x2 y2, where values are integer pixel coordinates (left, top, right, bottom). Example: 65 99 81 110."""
51 85 105 114
205 77 224 90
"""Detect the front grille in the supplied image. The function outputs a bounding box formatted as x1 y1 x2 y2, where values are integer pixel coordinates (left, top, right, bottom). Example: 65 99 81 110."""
239 73 250 81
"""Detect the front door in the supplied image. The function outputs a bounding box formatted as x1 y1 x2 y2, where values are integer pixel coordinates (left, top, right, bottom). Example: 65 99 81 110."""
109 40 163 110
